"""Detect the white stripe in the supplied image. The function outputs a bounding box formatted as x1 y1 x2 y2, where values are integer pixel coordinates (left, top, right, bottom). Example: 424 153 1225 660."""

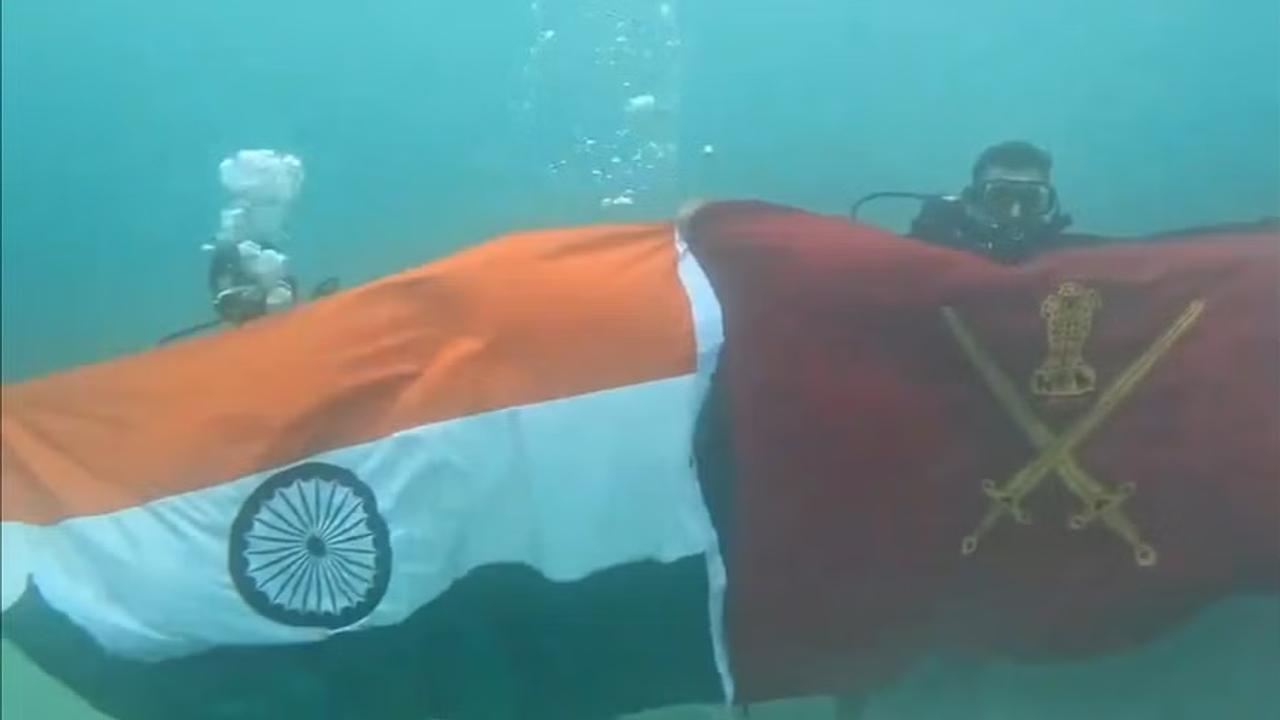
675 224 734 705
676 225 724 380
12 374 715 661
0 522 38 612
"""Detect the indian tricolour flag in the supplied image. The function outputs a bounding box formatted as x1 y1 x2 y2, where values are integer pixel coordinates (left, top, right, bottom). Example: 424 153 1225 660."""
1 221 731 719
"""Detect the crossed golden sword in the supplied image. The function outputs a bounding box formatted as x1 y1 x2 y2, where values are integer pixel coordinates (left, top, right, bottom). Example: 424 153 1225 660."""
940 298 1206 567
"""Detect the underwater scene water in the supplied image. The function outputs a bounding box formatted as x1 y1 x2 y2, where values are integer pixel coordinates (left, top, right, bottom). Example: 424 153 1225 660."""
2 0 1278 718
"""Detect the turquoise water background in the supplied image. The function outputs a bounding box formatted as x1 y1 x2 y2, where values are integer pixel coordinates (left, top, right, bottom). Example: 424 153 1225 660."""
3 0 1277 381
2 1 1278 718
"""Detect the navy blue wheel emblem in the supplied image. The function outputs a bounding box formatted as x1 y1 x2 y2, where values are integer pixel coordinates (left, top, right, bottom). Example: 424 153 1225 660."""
229 462 391 629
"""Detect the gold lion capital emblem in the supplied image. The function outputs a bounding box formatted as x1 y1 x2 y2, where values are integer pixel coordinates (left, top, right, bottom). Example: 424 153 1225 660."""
1032 282 1101 398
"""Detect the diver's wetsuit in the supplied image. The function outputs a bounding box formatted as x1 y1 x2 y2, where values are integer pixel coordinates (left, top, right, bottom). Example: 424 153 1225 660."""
906 196 1077 262
907 196 975 252
902 197 1277 262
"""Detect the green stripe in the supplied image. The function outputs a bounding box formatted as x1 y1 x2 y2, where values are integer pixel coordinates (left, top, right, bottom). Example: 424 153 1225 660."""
3 557 722 720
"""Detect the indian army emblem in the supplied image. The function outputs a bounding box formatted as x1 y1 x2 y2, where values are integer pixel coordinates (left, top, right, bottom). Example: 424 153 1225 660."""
1032 282 1100 398
942 283 1206 567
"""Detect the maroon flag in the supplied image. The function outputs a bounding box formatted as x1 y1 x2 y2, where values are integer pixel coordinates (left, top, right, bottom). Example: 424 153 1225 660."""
686 201 1280 702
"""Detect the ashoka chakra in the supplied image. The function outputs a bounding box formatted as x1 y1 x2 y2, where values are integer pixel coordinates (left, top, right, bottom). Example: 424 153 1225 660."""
229 462 391 628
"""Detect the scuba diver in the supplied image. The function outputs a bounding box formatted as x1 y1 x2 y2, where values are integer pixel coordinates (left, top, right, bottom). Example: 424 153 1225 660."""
853 140 1073 262
208 237 298 325
157 237 339 345
158 149 340 345
208 237 342 323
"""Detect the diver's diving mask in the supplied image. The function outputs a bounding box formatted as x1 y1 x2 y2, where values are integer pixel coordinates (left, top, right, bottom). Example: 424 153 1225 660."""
961 179 1070 259
970 179 1058 222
